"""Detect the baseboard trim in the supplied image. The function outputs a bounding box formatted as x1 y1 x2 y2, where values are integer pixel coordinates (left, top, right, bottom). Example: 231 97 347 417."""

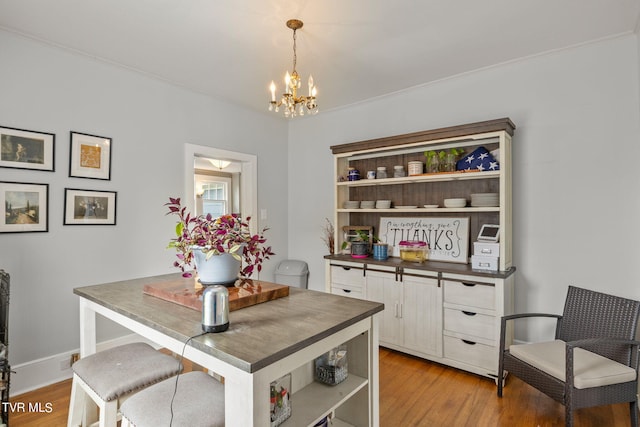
10 334 159 397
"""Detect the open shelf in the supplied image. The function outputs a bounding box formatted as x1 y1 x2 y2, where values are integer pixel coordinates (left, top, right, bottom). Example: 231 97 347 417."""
337 170 499 187
338 207 499 213
280 374 368 427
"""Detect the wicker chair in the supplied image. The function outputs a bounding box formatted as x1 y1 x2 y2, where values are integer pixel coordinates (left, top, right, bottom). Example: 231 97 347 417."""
498 285 640 427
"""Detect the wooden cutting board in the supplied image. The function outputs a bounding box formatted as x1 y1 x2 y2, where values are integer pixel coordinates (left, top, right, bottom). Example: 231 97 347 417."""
143 276 289 312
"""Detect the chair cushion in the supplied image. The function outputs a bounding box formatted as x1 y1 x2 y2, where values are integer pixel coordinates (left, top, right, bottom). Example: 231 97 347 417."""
72 342 182 401
509 339 637 389
120 371 224 427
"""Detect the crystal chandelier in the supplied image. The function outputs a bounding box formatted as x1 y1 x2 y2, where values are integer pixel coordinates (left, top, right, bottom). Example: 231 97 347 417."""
268 19 318 117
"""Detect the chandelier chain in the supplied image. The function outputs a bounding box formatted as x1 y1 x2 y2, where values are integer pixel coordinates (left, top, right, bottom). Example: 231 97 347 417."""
292 28 297 73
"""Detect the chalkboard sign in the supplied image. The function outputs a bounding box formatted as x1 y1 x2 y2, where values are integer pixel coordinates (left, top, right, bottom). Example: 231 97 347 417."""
378 217 470 263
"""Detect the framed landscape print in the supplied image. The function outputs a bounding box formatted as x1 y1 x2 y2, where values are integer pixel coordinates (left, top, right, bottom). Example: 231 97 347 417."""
69 131 112 180
0 181 49 233
0 126 55 171
64 188 117 225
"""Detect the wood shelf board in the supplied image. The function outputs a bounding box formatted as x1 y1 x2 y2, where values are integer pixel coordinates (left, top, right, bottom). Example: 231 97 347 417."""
281 375 367 427
330 118 515 154
337 207 499 213
142 276 289 312
325 254 516 279
337 170 500 187
328 419 354 427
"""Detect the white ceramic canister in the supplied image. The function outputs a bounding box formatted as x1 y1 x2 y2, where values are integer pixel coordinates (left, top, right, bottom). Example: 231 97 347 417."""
393 165 405 178
407 161 423 176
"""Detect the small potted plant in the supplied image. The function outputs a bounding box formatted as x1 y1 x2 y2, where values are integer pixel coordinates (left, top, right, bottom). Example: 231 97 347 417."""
349 230 372 259
165 197 274 284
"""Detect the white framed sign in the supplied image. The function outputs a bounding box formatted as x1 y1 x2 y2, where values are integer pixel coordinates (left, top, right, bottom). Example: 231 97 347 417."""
378 217 470 263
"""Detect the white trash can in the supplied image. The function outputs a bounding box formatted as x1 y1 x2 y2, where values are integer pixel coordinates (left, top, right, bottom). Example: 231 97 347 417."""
274 260 309 289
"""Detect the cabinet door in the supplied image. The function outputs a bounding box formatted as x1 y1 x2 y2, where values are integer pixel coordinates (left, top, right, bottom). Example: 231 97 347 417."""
366 271 403 347
402 276 443 357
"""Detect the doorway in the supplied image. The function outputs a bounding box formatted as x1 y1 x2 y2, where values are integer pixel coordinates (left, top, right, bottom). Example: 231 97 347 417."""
184 144 258 233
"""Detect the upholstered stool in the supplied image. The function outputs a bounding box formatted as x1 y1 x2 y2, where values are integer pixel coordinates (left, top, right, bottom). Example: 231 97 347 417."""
120 371 225 427
67 342 183 427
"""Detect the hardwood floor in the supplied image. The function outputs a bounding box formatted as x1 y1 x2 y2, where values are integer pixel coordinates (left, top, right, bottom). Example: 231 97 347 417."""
9 348 636 426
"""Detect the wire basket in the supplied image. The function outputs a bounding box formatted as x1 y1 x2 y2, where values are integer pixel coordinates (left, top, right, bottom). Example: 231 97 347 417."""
314 344 348 386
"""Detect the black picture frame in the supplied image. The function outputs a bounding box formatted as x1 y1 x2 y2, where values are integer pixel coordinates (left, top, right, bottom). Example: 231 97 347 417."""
0 181 49 233
64 188 117 225
0 125 55 172
69 131 112 180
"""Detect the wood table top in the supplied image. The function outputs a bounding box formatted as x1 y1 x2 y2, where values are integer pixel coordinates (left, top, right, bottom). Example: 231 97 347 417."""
74 273 384 373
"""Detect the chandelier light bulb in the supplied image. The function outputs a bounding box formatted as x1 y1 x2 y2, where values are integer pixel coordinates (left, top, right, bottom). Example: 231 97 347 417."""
285 72 291 94
308 75 314 96
269 81 276 102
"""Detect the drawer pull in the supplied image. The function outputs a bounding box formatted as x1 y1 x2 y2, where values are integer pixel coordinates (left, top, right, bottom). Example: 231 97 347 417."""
342 289 352 293
462 311 477 316
462 282 476 287
480 248 492 254
341 266 351 271
462 340 477 345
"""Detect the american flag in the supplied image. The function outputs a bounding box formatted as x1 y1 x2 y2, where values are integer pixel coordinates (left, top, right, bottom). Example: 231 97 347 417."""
456 146 499 172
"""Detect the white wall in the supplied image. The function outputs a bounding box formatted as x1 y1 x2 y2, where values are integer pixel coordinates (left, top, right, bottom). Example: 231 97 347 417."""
288 34 640 342
0 30 289 370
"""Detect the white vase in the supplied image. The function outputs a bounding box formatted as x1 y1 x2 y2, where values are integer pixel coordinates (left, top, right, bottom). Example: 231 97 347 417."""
192 247 241 285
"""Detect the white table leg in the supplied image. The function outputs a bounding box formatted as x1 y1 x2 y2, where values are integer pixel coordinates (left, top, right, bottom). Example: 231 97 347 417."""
79 298 96 357
223 370 269 427
370 314 380 427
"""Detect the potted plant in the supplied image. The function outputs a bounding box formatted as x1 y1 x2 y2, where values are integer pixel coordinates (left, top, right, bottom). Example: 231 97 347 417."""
165 197 274 284
349 230 372 259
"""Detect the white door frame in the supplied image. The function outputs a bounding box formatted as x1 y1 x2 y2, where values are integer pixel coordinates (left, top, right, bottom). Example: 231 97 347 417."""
184 143 258 233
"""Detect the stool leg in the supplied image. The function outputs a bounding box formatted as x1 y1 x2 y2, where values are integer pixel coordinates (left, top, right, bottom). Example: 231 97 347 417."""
98 399 118 427
67 375 84 427
68 374 97 427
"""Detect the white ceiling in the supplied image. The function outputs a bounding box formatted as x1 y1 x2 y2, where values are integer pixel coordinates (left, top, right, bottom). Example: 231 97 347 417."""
1 1 639 117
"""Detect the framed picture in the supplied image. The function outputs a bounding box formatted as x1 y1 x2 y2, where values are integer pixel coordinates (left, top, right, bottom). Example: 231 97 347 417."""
64 188 117 225
378 217 470 263
0 181 49 233
69 131 112 180
0 126 55 171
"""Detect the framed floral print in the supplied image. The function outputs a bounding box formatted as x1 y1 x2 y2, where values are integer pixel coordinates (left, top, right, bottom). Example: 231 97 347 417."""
69 131 112 180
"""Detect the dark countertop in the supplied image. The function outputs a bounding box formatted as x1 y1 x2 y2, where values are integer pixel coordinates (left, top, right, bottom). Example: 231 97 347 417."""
74 273 384 373
325 254 516 279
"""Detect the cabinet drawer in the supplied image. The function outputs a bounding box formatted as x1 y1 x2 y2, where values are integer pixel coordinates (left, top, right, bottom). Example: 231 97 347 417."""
473 242 500 257
444 335 496 372
331 283 364 300
443 280 495 310
444 308 495 341
330 265 365 287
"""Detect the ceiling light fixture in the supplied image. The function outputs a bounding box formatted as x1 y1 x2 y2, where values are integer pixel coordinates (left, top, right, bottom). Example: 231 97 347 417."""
208 159 231 170
268 19 318 118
